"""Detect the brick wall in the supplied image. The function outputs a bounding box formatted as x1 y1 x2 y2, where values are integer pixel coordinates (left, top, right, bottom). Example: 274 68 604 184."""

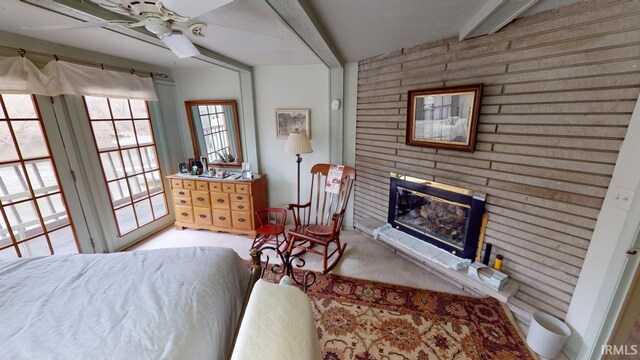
354 0 640 321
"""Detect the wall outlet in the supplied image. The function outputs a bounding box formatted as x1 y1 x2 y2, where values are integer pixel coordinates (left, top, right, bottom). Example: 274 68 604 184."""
611 186 635 211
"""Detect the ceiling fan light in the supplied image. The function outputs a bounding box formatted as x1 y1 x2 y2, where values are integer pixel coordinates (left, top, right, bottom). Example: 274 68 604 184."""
161 31 200 58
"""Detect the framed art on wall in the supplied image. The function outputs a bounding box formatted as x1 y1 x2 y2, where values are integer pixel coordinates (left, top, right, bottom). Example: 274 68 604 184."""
406 84 483 152
276 109 310 139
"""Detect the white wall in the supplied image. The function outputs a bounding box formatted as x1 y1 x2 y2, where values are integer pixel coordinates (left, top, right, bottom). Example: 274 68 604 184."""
342 62 358 228
253 64 330 209
172 67 242 160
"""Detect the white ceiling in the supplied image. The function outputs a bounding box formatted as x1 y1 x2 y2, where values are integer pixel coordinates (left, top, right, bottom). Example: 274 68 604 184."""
309 0 585 63
0 0 319 68
0 0 585 69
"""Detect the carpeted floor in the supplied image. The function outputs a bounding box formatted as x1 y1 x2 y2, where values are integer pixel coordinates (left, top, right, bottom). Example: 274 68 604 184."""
263 269 535 360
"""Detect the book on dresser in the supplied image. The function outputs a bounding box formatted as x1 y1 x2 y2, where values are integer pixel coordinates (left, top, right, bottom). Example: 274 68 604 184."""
167 174 268 237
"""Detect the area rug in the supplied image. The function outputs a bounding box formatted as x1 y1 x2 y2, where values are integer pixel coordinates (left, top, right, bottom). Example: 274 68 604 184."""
261 267 535 360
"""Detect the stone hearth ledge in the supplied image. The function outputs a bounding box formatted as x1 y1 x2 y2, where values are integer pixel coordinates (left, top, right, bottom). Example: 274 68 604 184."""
355 218 535 321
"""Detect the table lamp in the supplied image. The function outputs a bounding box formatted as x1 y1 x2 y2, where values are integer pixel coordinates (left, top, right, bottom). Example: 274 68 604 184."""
284 131 313 205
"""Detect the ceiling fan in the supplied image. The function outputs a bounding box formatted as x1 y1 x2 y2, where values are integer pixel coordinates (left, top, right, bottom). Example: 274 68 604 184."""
23 0 277 59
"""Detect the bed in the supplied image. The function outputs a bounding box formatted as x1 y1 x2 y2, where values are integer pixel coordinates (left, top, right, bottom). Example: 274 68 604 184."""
0 247 263 359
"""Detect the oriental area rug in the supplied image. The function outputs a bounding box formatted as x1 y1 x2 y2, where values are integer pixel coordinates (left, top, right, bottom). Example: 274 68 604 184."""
262 269 536 360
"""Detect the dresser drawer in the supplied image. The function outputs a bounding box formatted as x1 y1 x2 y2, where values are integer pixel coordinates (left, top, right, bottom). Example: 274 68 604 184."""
191 191 210 208
211 193 230 209
175 197 192 206
171 179 183 189
231 193 250 203
175 205 193 223
196 181 209 191
173 189 190 198
193 207 212 225
209 182 222 192
183 180 196 190
212 209 232 228
230 202 250 211
232 211 252 230
222 184 235 193
236 184 249 194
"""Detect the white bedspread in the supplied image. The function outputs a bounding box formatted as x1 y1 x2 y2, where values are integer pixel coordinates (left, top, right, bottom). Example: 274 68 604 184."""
0 247 250 360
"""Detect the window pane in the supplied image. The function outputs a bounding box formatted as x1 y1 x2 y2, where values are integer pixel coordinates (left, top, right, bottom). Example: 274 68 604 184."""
25 160 60 196
151 194 167 218
134 198 153 226
49 226 78 255
6 201 43 241
0 163 30 205
114 120 137 147
141 146 158 171
0 103 5 119
0 215 12 247
91 122 118 151
128 174 147 200
0 246 18 259
85 97 111 119
115 205 136 234
3 94 37 119
100 152 125 181
134 120 152 145
0 121 19 162
130 100 148 118
123 149 142 175
108 179 131 207
18 235 51 257
109 98 132 119
36 194 69 231
12 121 49 159
145 171 162 195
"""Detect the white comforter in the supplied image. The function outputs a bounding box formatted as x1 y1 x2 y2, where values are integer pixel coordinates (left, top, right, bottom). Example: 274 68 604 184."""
0 247 250 360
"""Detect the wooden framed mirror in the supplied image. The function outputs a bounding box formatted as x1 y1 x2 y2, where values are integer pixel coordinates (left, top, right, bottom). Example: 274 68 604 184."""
185 100 243 167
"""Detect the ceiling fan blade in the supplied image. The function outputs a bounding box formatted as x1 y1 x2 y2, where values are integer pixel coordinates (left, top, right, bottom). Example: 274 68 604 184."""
161 31 201 58
160 0 233 20
22 20 133 31
202 22 283 40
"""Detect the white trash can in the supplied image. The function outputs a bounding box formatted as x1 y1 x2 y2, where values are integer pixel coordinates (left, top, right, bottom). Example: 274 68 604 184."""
526 312 572 359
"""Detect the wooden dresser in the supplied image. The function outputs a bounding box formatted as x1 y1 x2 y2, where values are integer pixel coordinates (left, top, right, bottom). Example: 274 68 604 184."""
167 174 267 237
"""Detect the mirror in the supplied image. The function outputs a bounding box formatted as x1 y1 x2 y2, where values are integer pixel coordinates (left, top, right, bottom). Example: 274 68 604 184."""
185 100 242 167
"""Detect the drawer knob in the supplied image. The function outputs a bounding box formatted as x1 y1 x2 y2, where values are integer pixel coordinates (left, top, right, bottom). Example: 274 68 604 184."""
199 214 206 218
197 197 205 201
218 216 226 221
236 196 243 200
179 191 185 195
238 218 245 223
180 200 186 204
237 205 244 209
217 199 224 203
181 212 188 216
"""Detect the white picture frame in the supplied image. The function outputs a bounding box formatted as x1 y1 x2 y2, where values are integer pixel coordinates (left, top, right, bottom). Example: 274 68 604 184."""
275 109 310 139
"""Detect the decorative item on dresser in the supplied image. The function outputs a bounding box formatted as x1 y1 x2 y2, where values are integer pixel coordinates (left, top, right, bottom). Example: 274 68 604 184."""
168 174 268 237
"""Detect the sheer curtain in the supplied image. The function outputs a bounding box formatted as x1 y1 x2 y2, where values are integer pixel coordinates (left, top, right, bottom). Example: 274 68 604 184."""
0 56 157 100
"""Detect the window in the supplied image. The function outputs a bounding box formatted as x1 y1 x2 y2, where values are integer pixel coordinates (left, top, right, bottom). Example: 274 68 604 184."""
0 94 79 259
198 105 230 162
83 96 168 236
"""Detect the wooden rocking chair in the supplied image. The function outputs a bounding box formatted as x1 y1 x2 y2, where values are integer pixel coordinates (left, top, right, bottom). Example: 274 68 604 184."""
287 164 356 274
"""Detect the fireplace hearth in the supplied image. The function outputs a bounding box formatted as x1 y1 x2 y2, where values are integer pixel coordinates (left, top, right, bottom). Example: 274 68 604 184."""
388 173 486 260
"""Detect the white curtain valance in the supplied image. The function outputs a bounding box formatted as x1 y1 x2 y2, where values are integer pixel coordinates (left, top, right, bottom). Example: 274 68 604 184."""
0 56 157 101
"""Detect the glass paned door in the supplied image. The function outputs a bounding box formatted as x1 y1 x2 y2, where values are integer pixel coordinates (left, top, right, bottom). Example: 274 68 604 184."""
83 97 168 236
0 94 79 259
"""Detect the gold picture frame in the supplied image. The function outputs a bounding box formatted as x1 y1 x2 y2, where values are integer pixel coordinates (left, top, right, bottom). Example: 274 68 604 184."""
276 109 310 139
406 84 482 152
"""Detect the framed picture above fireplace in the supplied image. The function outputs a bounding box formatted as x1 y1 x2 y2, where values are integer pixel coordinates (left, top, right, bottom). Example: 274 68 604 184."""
406 84 483 152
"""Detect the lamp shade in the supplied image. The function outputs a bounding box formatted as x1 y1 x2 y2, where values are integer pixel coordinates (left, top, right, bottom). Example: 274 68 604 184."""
284 132 313 154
